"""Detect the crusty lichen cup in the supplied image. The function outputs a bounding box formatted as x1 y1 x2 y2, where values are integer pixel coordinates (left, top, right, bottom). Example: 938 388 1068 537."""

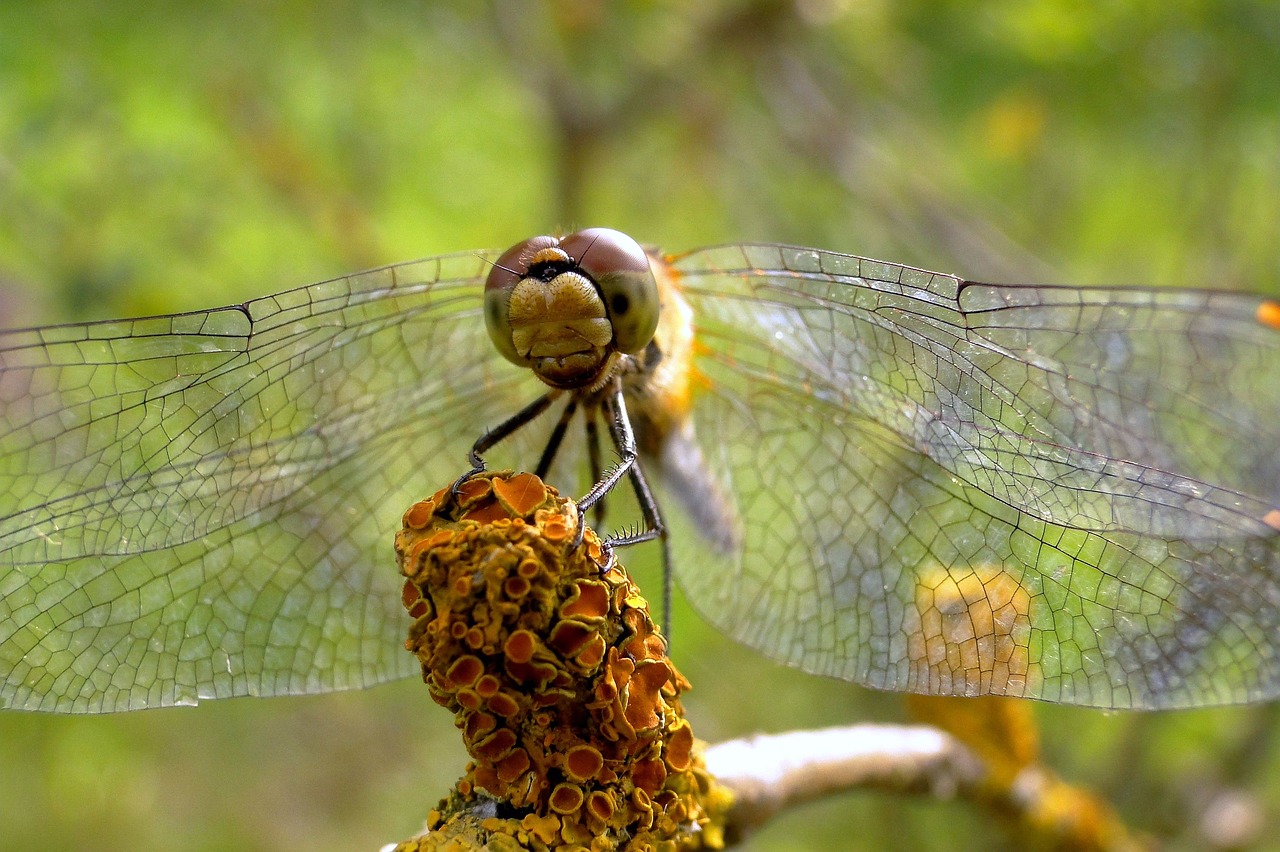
391 471 730 851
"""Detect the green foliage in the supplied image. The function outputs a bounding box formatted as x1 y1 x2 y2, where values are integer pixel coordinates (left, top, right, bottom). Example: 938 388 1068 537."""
2 1 1278 849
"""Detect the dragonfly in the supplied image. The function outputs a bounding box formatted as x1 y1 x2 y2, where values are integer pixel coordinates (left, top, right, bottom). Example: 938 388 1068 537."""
2 229 1278 714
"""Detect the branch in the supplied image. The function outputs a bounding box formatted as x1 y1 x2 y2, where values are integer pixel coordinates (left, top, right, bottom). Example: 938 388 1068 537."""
705 723 1150 851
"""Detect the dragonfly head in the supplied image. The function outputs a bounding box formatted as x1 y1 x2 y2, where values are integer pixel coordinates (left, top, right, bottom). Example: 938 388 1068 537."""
485 228 660 390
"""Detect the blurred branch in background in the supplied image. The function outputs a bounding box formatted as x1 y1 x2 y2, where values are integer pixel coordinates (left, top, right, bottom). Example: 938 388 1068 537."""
708 723 1148 851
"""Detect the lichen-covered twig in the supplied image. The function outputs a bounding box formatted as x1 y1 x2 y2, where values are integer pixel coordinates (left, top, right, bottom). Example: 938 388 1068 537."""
704 722 1148 851
391 471 730 851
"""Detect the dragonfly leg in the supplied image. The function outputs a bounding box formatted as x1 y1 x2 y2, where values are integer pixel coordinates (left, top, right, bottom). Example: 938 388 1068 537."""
584 409 606 529
534 398 578 479
450 390 560 501
619 452 672 638
573 380 672 636
574 379 637 543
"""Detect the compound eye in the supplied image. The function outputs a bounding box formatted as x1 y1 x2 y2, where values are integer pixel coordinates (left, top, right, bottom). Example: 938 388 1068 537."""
560 228 659 355
484 235 558 366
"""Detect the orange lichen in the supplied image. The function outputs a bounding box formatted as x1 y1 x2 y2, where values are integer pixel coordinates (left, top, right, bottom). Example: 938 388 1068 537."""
473 728 518 761
503 629 538 664
561 579 610 619
549 782 585 814
664 720 694 773
445 656 483 689
502 576 531 598
587 789 615 822
625 661 673 732
522 813 560 845
491 471 549 516
390 470 727 851
402 581 429 619
575 635 607 669
547 620 597 657
403 498 438 530
632 757 668 796
496 749 531 783
565 745 604 782
463 712 495 741
486 691 520 718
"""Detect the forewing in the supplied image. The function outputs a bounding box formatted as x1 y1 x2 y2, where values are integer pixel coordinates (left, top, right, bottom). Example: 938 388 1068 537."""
0 252 530 712
667 243 1280 709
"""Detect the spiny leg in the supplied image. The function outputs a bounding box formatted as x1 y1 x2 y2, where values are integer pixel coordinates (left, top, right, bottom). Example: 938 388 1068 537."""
584 407 606 529
573 380 672 635
451 390 560 498
575 378 640 528
600 402 665 553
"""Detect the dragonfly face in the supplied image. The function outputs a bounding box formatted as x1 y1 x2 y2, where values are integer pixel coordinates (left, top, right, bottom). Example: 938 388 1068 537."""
483 228 660 392
2 231 1279 713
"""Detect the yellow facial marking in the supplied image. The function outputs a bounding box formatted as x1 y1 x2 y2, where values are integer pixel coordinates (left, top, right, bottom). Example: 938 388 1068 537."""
507 272 612 358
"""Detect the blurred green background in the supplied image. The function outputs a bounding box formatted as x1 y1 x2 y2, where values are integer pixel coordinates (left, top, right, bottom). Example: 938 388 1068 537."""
2 1 1280 849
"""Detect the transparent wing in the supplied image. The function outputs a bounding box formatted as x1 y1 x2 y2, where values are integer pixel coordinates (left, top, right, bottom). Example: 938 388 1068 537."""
666 243 1280 710
0 251 533 712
